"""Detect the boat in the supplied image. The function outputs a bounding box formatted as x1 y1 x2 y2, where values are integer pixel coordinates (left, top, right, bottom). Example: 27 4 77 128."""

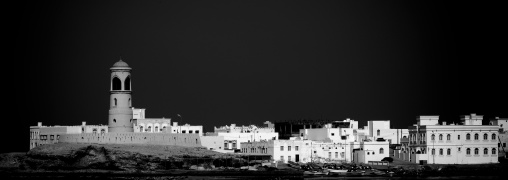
327 169 348 176
303 170 329 176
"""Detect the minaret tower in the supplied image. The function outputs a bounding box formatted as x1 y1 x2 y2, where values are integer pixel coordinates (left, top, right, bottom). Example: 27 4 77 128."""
108 59 133 132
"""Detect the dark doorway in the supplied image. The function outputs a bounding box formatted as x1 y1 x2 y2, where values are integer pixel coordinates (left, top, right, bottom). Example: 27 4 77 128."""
295 154 299 162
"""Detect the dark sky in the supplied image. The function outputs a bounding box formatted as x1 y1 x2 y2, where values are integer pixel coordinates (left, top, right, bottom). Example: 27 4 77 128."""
5 0 506 153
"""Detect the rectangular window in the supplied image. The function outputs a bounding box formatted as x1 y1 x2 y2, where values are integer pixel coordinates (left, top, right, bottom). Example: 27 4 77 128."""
331 133 335 136
335 152 338 158
280 146 284 151
182 130 186 133
295 146 299 151
195 130 199 134
232 143 237 149
458 135 460 140
224 143 228 149
50 135 54 140
503 143 506 147
288 146 291 151
280 156 284 162
288 156 291 162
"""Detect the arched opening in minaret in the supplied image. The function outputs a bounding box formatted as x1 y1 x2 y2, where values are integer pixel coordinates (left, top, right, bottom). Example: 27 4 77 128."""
112 77 121 90
124 76 131 90
114 98 117 106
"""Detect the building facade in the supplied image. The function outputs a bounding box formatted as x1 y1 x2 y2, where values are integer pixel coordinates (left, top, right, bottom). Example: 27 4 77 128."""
404 114 499 164
29 122 108 150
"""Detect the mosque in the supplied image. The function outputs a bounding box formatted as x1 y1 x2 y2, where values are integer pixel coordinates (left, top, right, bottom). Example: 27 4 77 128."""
29 60 224 151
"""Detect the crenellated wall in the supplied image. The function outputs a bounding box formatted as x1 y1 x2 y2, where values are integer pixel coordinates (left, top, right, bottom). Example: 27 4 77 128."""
59 132 202 147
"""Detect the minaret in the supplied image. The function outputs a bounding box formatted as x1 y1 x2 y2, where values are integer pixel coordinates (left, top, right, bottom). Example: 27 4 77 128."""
108 59 133 132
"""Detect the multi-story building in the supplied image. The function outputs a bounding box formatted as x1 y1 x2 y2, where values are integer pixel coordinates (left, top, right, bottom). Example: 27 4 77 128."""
405 114 499 164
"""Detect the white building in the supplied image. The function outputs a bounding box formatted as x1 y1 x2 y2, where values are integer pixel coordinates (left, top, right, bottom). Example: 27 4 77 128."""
210 123 278 151
299 119 360 143
490 117 508 157
240 138 389 164
490 117 508 132
131 108 203 136
134 118 171 133
365 120 409 144
403 114 499 164
353 141 390 164
168 122 203 136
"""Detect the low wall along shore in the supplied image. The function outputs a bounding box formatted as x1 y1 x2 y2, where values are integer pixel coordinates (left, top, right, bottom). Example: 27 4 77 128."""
59 132 202 147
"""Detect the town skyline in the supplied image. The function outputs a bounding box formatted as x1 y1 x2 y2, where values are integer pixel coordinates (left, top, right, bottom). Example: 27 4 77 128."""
6 1 506 154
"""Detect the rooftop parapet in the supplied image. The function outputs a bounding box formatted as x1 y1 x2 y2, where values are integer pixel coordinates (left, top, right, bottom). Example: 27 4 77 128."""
460 113 483 125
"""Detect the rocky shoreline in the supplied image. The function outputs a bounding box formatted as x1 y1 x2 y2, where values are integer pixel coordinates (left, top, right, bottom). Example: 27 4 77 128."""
1 143 506 179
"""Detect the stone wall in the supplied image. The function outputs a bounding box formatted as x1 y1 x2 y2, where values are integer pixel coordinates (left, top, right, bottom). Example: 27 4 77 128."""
59 132 202 147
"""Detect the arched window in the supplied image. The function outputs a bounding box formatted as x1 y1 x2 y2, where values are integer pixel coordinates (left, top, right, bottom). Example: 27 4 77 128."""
492 134 496 140
101 129 105 134
124 76 131 90
113 119 116 123
439 134 443 140
114 98 117 106
380 148 384 154
466 148 471 155
93 129 97 133
466 133 471 140
447 134 451 140
484 133 488 140
403 136 407 139
447 148 451 155
484 148 488 154
474 133 479 140
377 129 380 136
474 148 479 155
439 149 443 155
458 135 461 140
431 148 435 155
431 134 435 140
493 148 497 154
112 77 121 90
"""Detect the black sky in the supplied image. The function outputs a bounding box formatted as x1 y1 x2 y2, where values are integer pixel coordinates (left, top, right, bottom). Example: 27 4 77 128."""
5 0 506 153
